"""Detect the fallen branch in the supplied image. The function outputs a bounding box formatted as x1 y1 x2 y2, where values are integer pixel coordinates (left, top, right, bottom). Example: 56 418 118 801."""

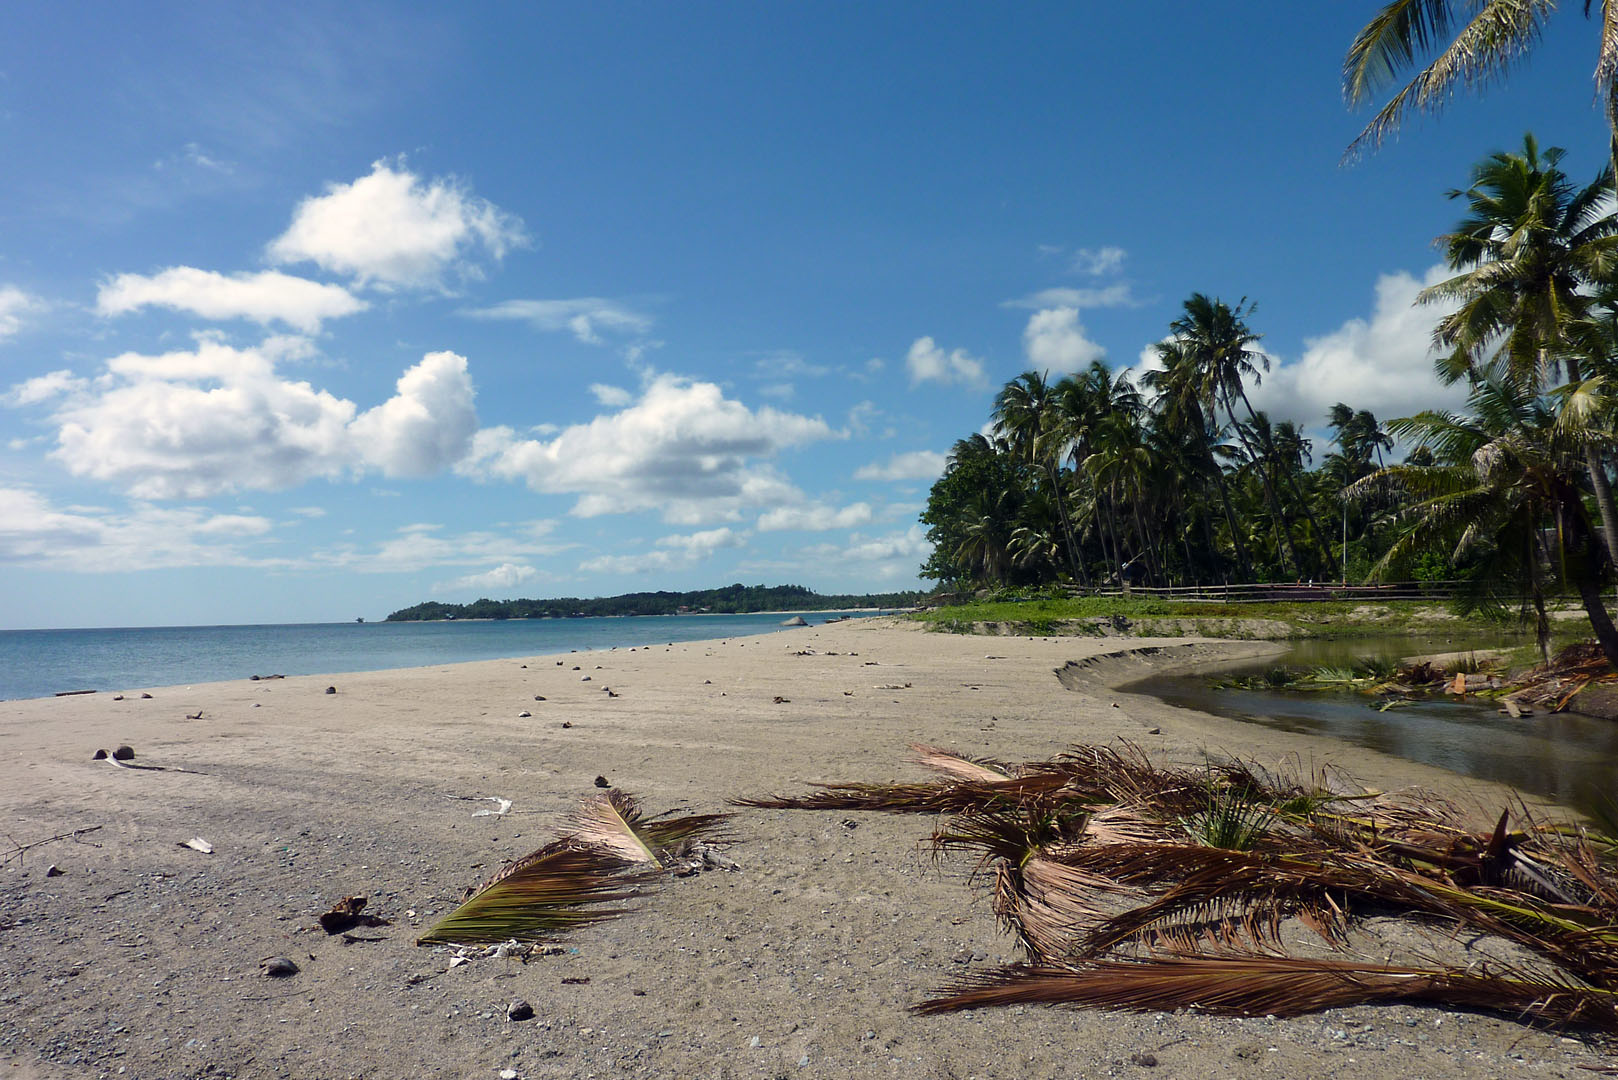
3 825 103 868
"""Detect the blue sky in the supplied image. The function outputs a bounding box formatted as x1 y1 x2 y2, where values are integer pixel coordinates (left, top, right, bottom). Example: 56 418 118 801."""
0 3 1610 628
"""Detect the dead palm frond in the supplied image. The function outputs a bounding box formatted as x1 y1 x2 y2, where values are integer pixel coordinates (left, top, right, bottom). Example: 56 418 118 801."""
732 772 1075 815
908 742 1016 783
417 841 648 945
916 955 1618 1030
567 790 732 867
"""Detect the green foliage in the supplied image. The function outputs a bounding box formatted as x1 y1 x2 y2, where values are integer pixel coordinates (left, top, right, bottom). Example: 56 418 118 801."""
385 583 924 622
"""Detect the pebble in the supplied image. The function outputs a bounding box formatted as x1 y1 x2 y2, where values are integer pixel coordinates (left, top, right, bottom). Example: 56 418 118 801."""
44 865 63 877
260 956 299 977
1146 727 1161 735
506 999 534 1022
113 745 135 760
324 686 336 695
594 775 611 788
749 1036 761 1048
518 711 531 718
1129 1051 1158 1067
500 1070 518 1080
534 695 546 701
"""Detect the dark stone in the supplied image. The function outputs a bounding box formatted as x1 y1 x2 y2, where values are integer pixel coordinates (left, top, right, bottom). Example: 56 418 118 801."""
594 775 610 788
324 686 337 695
112 745 134 760
261 956 299 977
506 999 534 1022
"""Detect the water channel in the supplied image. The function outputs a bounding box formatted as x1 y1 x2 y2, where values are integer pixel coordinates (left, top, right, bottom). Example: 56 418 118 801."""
1123 635 1618 821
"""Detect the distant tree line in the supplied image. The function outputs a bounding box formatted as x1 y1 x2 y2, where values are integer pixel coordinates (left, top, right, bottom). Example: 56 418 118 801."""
384 583 925 622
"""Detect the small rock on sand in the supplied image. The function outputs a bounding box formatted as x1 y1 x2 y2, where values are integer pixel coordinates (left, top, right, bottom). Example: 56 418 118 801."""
594 775 610 788
506 999 534 1021
260 956 299 977
324 686 337 694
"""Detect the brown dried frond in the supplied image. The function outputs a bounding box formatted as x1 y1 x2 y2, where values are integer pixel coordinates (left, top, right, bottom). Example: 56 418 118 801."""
908 742 1016 783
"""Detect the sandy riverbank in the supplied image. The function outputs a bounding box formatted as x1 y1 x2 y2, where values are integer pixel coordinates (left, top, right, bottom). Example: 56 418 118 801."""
0 618 1607 1079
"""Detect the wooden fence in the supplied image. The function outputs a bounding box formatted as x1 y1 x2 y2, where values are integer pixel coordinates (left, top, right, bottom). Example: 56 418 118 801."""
1060 581 1468 603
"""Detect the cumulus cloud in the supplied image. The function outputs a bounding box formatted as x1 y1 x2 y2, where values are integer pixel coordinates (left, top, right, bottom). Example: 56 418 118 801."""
0 486 281 572
1245 265 1466 428
590 383 633 406
432 562 539 594
854 450 948 483
6 370 86 406
349 351 479 477
0 286 44 341
778 524 932 583
578 526 745 576
464 297 652 344
97 267 367 333
268 159 525 289
317 520 564 575
461 374 836 523
756 502 872 532
906 336 987 389
657 526 745 557
15 337 480 499
1023 307 1105 372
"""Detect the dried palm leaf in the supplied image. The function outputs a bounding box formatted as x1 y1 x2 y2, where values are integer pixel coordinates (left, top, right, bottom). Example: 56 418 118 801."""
733 772 1075 815
417 842 648 945
567 790 731 867
915 955 1618 1029
908 743 1016 783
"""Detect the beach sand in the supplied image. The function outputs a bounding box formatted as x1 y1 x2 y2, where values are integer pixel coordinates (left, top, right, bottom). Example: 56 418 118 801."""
0 618 1607 1078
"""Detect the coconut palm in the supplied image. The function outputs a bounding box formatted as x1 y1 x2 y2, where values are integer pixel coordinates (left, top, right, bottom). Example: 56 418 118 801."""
1421 135 1618 563
1356 360 1618 666
993 371 1086 584
1343 1 1618 169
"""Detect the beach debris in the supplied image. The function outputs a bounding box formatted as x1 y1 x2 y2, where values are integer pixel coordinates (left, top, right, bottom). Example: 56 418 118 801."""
704 679 711 684
773 696 790 704
112 745 134 760
179 837 214 854
249 674 285 681
534 695 546 701
594 775 611 788
506 999 535 1021
1146 727 1161 735
2 825 103 869
140 693 153 699
740 741 1618 1032
112 694 124 701
561 721 572 728
318 896 391 934
581 675 591 682
44 865 63 877
418 790 732 946
557 661 564 666
518 710 532 718
448 955 470 969
260 956 299 977
54 689 97 697
440 794 514 818
324 686 337 694
606 690 619 697
1129 1052 1159 1067
184 711 203 720
499 1070 519 1080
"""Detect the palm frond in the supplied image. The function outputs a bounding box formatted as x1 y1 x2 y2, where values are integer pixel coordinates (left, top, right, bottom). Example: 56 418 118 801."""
908 742 1016 782
916 956 1618 1029
417 842 647 945
567 790 732 866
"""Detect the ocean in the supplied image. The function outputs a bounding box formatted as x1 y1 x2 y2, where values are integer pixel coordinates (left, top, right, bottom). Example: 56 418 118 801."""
0 611 887 702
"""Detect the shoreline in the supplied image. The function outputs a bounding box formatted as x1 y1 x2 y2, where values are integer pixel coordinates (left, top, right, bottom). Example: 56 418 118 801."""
1 618 1604 1078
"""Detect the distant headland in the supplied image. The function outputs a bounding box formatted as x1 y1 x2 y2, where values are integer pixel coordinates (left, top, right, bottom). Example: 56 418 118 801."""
383 583 927 622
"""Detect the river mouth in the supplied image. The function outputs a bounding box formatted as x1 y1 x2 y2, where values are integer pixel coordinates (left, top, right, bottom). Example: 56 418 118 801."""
1121 635 1618 822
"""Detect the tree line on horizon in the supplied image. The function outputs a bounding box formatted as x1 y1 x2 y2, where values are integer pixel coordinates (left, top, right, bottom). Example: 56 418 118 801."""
384 583 925 622
920 133 1618 667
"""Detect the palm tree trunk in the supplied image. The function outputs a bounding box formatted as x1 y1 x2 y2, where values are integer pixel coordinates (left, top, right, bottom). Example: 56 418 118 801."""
1226 409 1298 576
1045 460 1089 588
1234 385 1333 573
1561 484 1618 670
1557 351 1618 569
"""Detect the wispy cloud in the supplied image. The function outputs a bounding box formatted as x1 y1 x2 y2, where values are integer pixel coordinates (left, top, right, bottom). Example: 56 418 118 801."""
465 297 653 344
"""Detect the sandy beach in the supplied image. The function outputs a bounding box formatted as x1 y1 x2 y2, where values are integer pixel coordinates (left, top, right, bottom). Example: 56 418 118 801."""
1 618 1608 1079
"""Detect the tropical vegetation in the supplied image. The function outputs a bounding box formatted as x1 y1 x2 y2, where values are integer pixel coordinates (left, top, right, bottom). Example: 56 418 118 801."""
386 583 924 622
920 135 1618 668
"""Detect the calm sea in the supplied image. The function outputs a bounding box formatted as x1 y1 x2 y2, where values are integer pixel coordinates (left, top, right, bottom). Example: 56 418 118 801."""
0 611 888 702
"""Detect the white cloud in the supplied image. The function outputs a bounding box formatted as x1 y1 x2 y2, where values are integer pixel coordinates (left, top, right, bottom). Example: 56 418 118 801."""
590 383 633 406
1022 307 1105 372
432 562 539 594
465 298 651 343
268 159 525 289
854 450 948 482
349 351 479 477
317 520 564 575
906 336 987 389
1245 265 1466 428
1004 285 1134 310
757 502 872 532
97 267 367 333
657 526 745 557
6 369 86 406
461 373 836 523
20 337 480 499
0 286 44 341
783 524 932 582
579 550 672 575
1070 245 1126 276
0 487 284 572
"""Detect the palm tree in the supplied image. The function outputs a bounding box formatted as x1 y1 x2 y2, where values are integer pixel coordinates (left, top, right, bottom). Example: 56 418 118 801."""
1356 360 1618 667
993 371 1087 585
1420 135 1618 564
1343 2 1618 172
1169 294 1335 574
